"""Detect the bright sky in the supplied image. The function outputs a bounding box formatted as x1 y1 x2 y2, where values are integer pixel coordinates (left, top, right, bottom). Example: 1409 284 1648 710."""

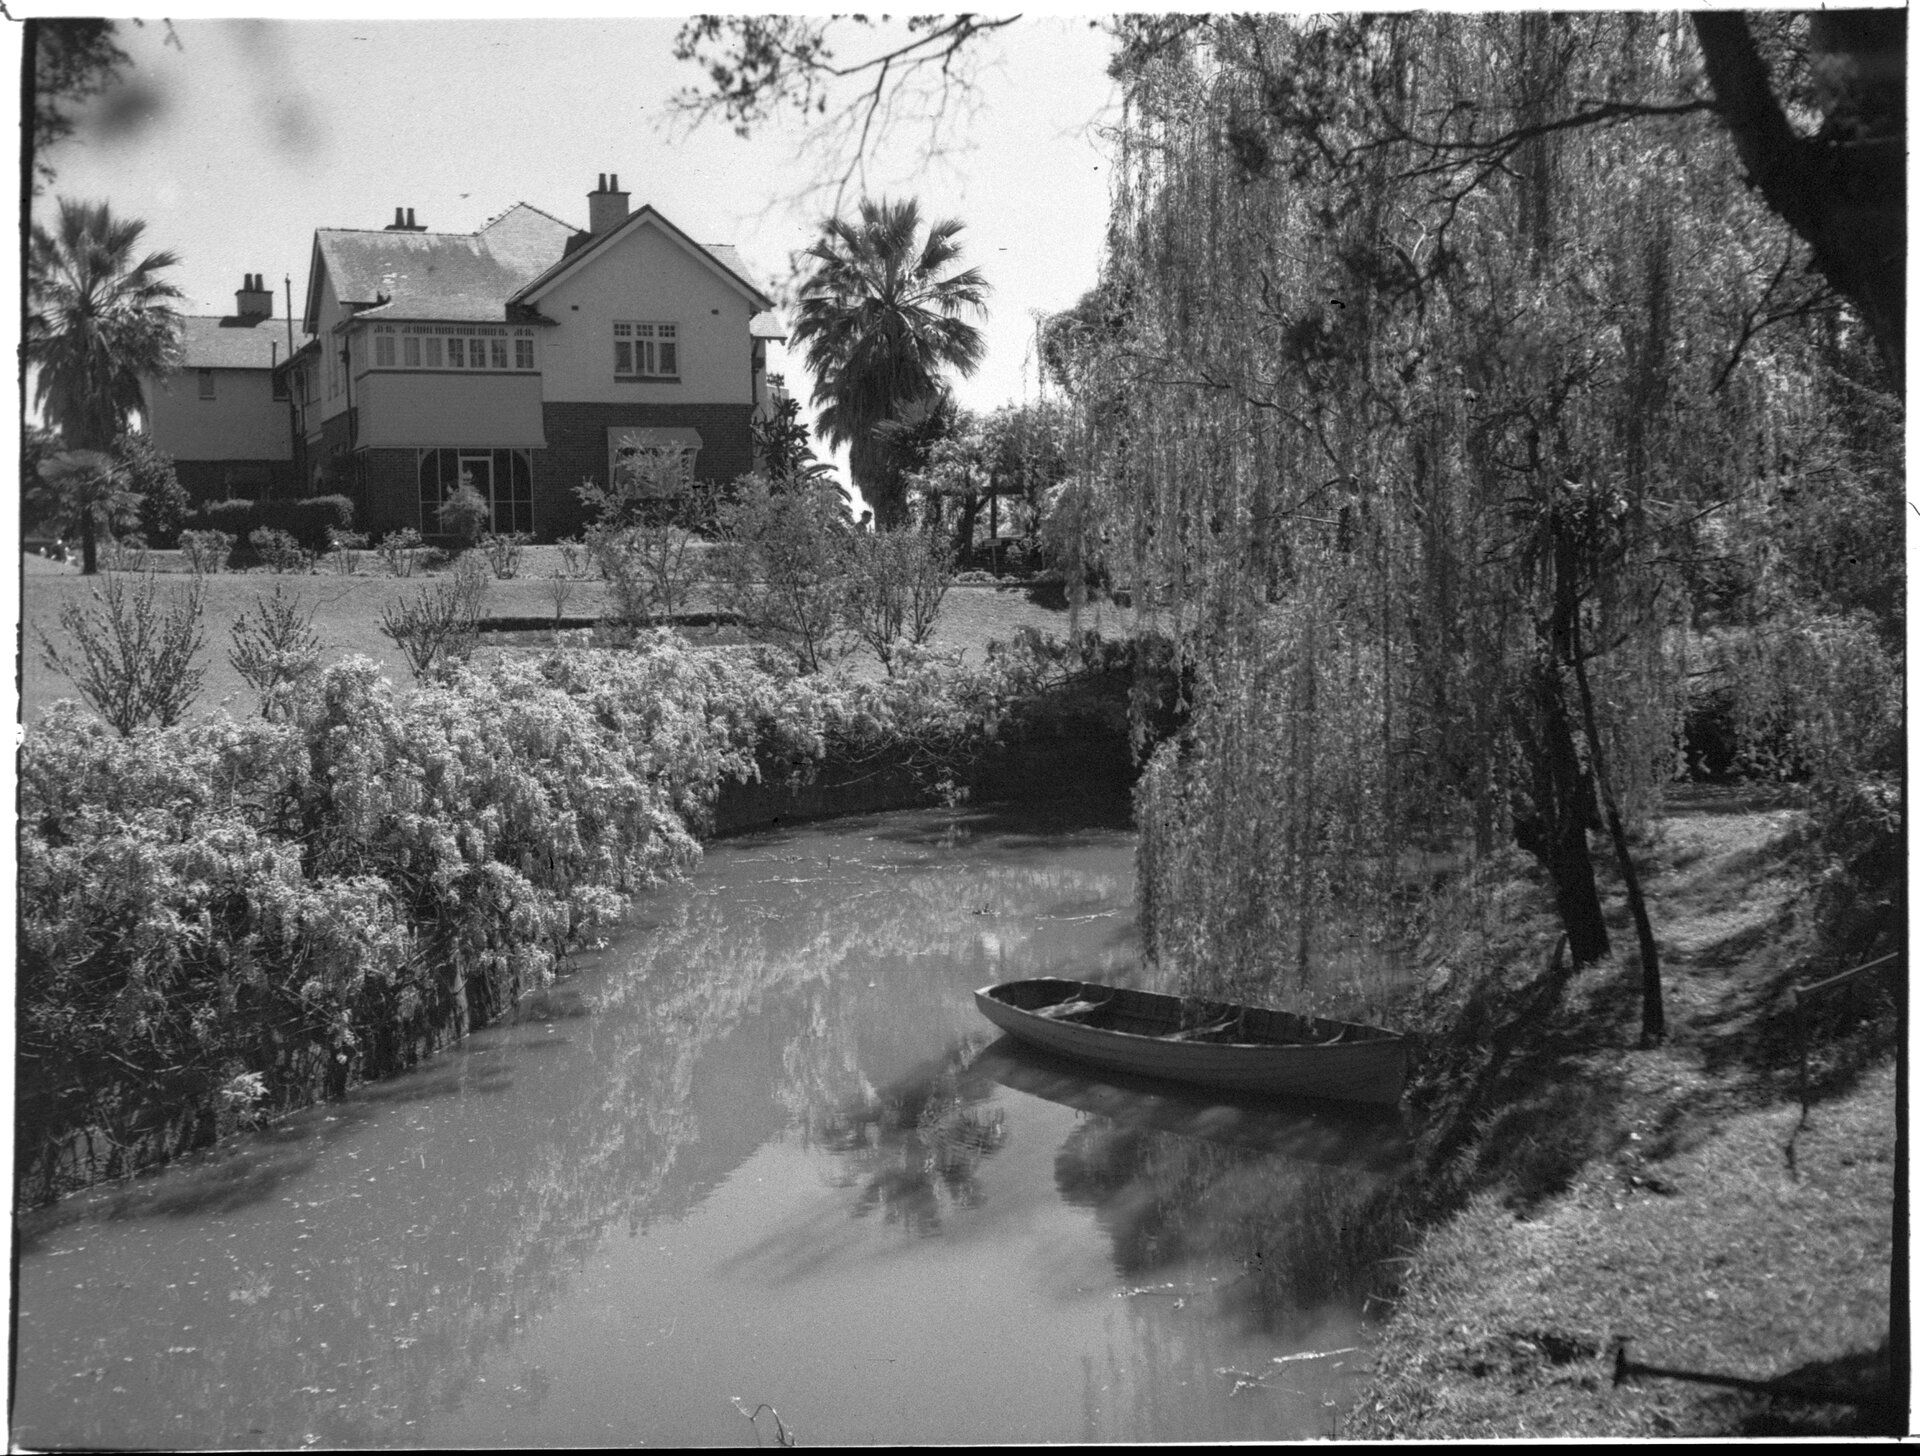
22 10 1125 499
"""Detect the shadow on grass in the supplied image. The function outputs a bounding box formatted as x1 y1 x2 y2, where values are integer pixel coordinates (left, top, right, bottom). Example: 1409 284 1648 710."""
1731 1338 1901 1436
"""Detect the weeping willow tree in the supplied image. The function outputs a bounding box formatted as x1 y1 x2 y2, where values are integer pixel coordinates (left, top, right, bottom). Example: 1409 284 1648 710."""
1068 14 1894 1033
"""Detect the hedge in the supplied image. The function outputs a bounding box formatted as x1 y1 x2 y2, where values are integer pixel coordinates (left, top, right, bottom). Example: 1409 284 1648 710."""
182 495 355 553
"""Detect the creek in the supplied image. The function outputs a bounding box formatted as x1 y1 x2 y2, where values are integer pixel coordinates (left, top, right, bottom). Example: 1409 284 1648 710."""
13 801 1405 1447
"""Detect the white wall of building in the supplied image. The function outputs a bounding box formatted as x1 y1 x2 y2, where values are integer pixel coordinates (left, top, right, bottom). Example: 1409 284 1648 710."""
356 370 547 449
145 369 293 460
533 222 758 406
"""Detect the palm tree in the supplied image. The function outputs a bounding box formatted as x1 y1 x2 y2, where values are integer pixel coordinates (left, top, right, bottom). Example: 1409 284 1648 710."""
790 197 989 527
33 449 141 576
28 197 182 455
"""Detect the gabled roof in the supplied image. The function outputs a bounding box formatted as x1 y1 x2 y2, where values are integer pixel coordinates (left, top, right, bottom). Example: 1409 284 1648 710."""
305 208 576 330
174 315 297 370
511 204 776 312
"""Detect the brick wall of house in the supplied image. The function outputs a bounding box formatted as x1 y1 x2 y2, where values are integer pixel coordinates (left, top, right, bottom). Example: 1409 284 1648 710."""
535 401 755 541
358 449 419 541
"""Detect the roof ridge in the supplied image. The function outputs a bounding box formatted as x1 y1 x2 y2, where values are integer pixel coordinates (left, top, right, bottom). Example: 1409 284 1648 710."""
487 200 576 233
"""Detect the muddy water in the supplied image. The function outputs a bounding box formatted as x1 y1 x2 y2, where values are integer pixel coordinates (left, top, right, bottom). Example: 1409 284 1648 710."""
12 804 1405 1448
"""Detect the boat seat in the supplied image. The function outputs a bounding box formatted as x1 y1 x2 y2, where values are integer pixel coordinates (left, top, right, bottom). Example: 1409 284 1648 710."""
1036 998 1107 1022
1167 1017 1241 1042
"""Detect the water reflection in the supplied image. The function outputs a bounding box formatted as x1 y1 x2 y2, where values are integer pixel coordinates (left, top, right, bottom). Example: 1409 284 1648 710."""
810 1037 1007 1234
13 804 1385 1448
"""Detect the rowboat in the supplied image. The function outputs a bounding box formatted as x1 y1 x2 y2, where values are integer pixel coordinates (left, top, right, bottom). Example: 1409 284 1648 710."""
973 977 1409 1105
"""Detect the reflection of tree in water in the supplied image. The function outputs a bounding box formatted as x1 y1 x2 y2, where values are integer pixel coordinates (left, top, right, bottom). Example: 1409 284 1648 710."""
1054 1119 1391 1328
810 1037 1006 1233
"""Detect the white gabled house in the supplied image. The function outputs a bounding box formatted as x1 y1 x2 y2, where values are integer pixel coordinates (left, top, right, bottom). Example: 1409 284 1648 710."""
278 173 786 541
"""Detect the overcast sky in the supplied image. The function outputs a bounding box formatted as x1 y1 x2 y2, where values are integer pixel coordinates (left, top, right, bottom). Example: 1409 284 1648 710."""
25 11 1123 487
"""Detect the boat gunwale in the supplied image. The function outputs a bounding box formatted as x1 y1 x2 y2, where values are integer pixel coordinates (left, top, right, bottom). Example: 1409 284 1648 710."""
978 977 1407 1049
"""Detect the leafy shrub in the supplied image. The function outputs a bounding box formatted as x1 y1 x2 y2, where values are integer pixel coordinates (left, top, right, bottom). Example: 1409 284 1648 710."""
101 532 151 573
179 528 234 575
542 570 578 624
183 495 354 553
249 526 310 574
439 481 489 551
376 527 424 577
229 583 326 717
555 535 591 579
37 571 207 734
482 531 529 579
114 432 190 548
328 528 369 574
378 557 489 681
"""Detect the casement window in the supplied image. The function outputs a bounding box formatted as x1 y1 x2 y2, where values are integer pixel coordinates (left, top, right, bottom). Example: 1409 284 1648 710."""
272 371 289 401
375 325 534 371
198 369 216 400
613 322 678 380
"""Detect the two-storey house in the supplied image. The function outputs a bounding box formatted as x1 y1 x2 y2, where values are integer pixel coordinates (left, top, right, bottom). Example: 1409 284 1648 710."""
142 274 301 503
287 175 784 542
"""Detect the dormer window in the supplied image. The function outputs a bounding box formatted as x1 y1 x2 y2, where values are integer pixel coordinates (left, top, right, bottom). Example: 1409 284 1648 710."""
614 321 678 381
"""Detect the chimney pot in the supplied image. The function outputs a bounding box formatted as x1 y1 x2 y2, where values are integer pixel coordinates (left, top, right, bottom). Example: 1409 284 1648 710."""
587 172 630 236
395 207 405 227
407 208 417 228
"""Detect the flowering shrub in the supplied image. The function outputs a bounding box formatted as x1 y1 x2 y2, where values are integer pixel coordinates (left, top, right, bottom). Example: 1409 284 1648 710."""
16 628 1117 1201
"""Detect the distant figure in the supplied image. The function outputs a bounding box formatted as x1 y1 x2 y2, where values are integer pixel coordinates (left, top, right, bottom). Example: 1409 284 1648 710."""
858 510 873 532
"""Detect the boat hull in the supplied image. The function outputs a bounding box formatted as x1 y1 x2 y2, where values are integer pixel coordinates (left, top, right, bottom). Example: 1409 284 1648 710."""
974 978 1408 1105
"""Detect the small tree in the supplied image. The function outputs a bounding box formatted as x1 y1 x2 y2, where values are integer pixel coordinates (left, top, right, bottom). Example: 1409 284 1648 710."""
439 477 489 552
711 472 851 672
39 570 206 733
229 583 325 718
845 528 955 673
378 556 489 682
113 431 189 547
31 449 142 575
578 442 708 634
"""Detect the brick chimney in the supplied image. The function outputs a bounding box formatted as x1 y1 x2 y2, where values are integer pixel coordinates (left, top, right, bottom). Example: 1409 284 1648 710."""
588 173 629 235
383 207 426 232
235 272 273 319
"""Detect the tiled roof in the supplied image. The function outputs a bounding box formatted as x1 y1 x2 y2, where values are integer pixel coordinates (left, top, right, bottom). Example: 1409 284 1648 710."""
312 202 773 324
175 315 298 370
316 218 573 323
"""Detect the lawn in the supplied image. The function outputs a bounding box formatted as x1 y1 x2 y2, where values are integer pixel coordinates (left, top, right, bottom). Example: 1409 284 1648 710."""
18 551 1135 727
1342 788 1899 1438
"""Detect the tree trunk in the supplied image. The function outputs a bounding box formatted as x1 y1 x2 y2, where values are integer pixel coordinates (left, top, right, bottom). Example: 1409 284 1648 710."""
78 508 98 575
1511 658 1611 965
1570 606 1665 1042
1692 11 1904 383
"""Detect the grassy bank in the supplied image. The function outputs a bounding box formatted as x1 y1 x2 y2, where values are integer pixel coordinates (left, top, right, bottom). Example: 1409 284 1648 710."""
1340 788 1900 1438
